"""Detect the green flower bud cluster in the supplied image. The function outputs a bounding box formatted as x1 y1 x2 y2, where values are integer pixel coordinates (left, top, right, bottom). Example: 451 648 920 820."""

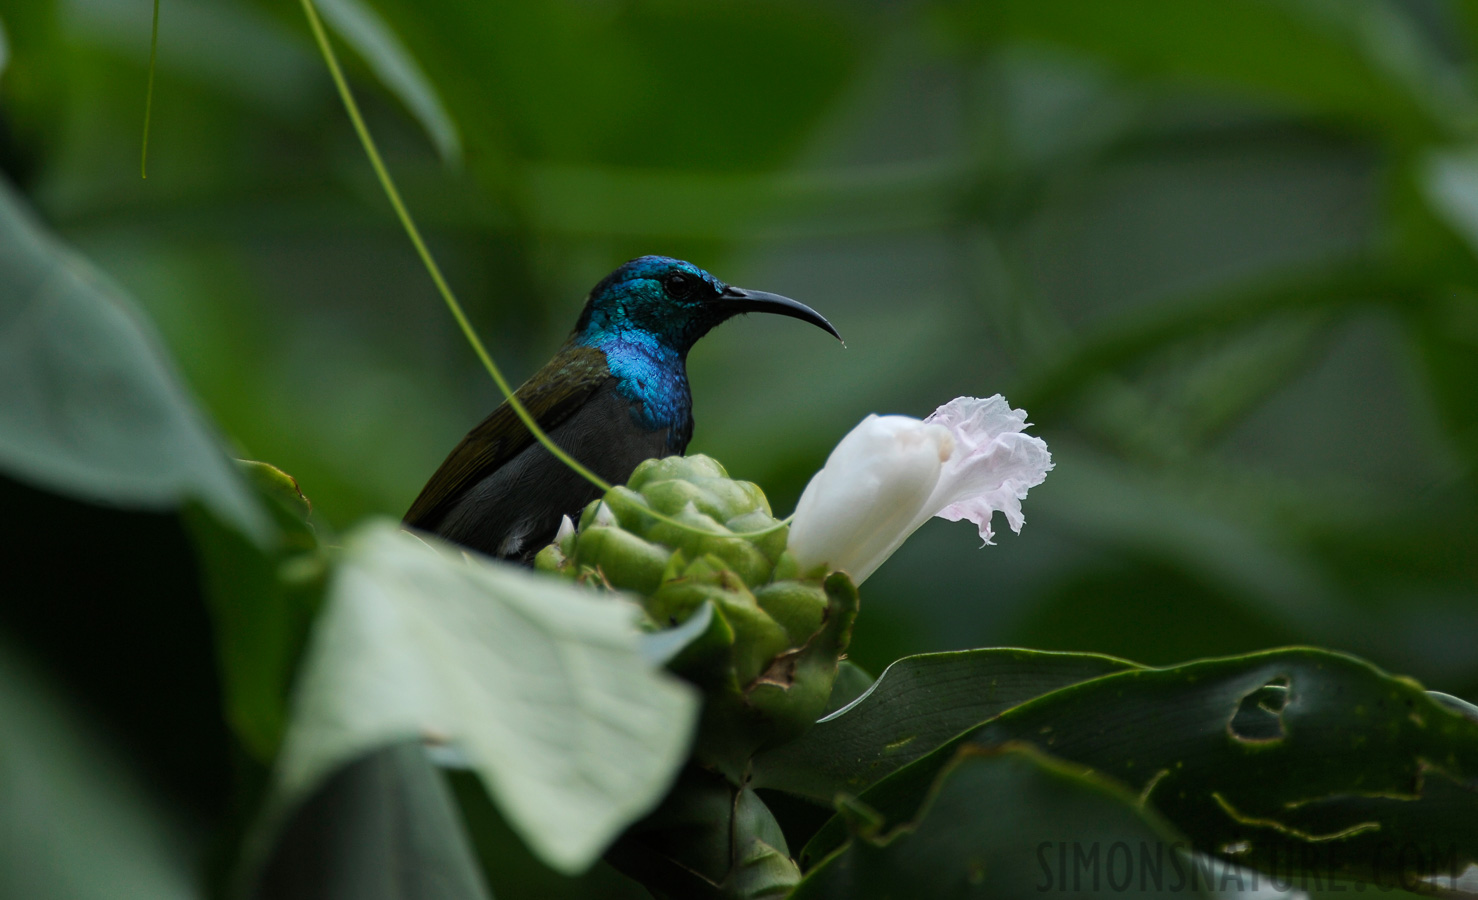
535 455 858 777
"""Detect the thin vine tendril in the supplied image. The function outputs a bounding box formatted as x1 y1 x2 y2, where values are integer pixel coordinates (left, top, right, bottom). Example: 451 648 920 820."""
297 0 609 493
141 0 160 179
297 0 782 542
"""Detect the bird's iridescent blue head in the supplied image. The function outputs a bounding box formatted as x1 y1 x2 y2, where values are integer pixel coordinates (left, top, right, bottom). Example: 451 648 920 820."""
573 256 840 354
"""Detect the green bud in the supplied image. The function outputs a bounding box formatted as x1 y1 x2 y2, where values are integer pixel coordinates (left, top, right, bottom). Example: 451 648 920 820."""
645 504 729 560
572 525 670 596
627 454 728 492
533 542 569 576
600 485 652 531
746 571 860 747
641 477 716 518
237 459 311 520
647 556 727 625
770 550 801 582
555 515 577 556
577 498 616 531
753 580 828 646
726 509 788 563
667 600 737 681
652 555 788 685
702 535 773 589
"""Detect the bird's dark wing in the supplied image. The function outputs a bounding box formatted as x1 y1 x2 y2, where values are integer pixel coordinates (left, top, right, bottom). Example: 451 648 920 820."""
404 345 612 530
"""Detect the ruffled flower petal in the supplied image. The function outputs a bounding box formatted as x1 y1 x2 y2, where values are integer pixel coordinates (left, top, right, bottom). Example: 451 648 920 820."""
787 396 1051 583
924 396 1054 545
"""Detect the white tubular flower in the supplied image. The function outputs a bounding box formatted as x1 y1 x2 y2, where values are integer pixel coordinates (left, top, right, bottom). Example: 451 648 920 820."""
787 396 1053 584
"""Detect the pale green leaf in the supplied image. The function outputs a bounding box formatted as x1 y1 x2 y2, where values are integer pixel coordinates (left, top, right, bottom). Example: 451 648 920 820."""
271 521 699 874
0 178 267 542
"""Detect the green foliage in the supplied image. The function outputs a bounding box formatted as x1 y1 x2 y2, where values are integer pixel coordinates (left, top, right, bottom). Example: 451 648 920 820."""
798 648 1478 891
255 743 491 900
793 745 1207 900
751 648 1135 801
264 521 698 876
4 0 1478 897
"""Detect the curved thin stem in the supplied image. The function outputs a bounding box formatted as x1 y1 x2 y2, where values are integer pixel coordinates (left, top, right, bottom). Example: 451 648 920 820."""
299 0 793 545
141 0 161 179
297 0 610 493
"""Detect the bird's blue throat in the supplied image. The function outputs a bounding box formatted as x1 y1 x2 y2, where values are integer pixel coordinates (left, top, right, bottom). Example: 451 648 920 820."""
578 329 693 446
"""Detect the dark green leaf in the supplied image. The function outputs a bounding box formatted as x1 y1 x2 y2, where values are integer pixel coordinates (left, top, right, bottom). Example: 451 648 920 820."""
0 640 202 899
0 475 235 819
1404 291 1478 476
606 766 797 900
751 648 1135 802
792 744 1209 899
821 660 874 717
806 648 1478 889
254 743 491 900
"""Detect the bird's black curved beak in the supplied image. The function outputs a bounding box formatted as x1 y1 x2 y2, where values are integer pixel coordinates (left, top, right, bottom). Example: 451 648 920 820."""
719 286 842 342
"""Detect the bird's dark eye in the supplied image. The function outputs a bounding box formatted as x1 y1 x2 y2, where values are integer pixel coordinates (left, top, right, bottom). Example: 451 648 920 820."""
663 272 697 300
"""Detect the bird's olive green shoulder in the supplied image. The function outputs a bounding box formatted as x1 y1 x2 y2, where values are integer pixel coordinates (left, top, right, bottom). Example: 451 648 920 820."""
403 344 611 528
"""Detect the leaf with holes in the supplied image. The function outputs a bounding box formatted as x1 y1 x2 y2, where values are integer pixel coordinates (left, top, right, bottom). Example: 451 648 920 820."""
751 648 1136 804
802 648 1478 891
793 744 1212 899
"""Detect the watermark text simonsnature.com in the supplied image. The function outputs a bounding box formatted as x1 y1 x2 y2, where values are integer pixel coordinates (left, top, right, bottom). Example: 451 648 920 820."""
1035 840 1464 893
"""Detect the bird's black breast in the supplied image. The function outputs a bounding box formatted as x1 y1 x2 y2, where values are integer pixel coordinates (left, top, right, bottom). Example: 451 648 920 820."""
431 380 678 561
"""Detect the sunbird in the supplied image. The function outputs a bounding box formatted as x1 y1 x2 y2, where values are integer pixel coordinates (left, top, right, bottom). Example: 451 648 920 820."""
405 256 841 561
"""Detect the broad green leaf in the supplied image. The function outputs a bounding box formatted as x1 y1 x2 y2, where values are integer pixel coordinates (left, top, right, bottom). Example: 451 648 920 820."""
793 744 1209 899
0 177 267 542
0 640 200 900
315 0 462 165
751 648 1135 802
805 648 1478 889
254 743 490 900
267 521 699 875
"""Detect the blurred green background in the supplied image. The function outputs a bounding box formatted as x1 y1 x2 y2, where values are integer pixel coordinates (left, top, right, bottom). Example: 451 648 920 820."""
3 0 1476 702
